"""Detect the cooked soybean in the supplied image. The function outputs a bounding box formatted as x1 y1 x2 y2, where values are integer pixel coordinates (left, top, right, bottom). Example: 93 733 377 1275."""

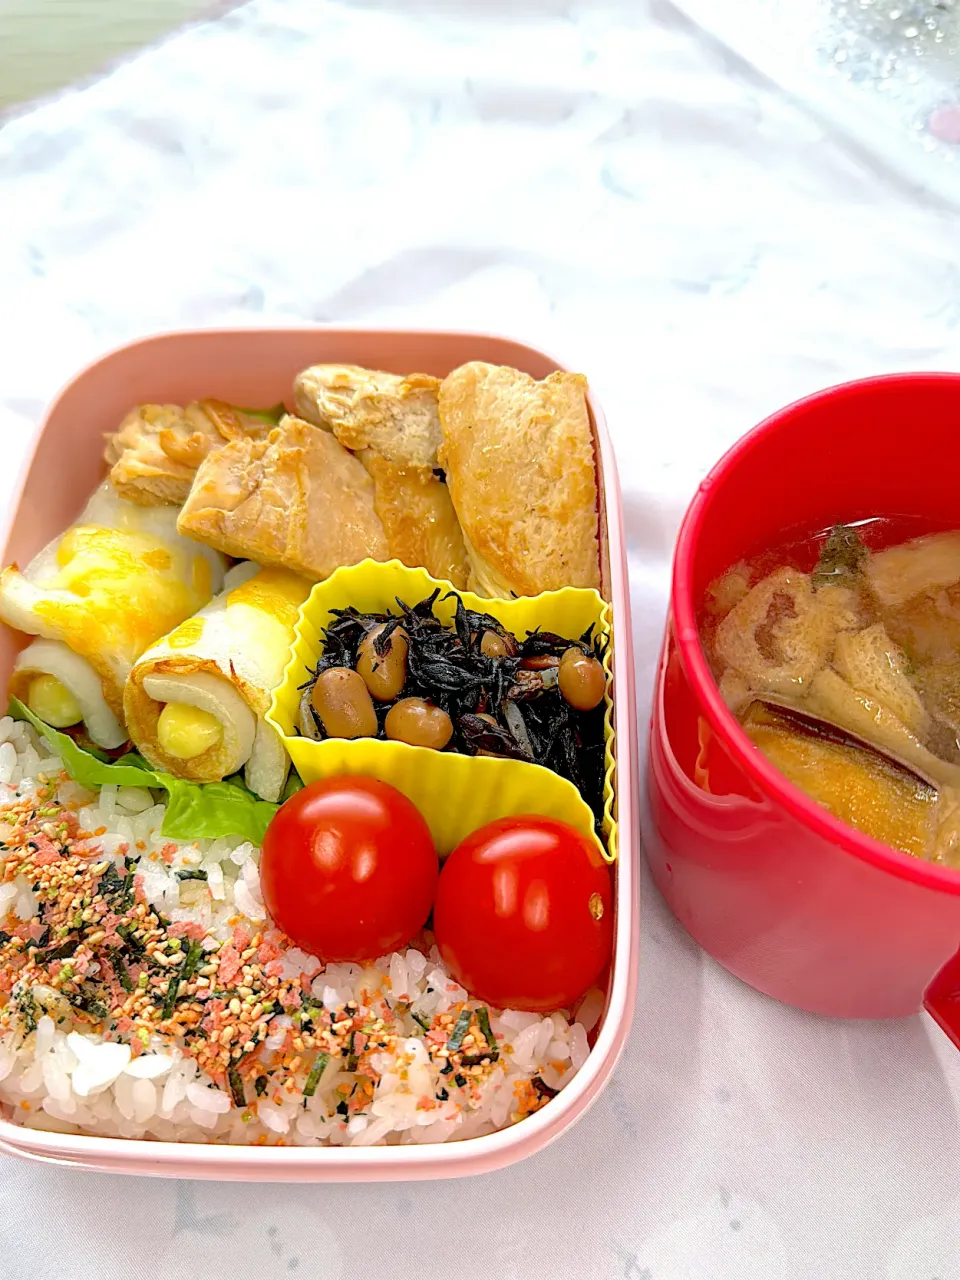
558 648 606 711
384 698 454 750
480 630 509 659
357 624 409 701
310 667 378 738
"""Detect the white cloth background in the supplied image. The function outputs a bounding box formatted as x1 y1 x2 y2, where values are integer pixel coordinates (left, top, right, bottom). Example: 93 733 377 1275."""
2 1 960 1276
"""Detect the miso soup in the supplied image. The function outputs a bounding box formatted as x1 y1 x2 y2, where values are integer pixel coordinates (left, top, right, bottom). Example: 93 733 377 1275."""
701 521 960 867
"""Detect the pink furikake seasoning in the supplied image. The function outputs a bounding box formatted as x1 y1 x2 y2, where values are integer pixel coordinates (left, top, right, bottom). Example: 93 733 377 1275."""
0 782 568 1134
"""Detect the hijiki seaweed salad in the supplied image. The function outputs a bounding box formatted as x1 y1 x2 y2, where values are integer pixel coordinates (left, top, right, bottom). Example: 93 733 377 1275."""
298 591 608 833
0 360 615 1148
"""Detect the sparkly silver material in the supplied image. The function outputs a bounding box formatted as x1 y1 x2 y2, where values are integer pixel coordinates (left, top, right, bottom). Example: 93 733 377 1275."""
671 0 960 196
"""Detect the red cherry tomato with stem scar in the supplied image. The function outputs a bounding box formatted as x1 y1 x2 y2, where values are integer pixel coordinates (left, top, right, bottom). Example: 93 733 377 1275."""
433 816 613 1012
260 776 437 962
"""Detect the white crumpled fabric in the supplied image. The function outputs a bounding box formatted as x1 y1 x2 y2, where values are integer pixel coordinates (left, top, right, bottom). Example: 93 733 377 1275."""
2 1 960 1276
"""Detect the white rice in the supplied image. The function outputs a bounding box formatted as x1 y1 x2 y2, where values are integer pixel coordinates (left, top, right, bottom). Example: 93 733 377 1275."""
0 719 598 1146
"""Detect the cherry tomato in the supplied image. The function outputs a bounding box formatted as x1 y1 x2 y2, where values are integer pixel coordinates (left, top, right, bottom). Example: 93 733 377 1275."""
433 816 613 1013
259 776 437 962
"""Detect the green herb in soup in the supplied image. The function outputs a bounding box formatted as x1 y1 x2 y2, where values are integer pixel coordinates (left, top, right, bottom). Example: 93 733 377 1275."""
811 523 868 589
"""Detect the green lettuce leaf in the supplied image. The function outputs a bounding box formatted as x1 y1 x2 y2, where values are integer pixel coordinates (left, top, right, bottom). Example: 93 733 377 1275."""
10 701 158 789
280 771 305 802
9 698 278 844
236 402 287 425
159 777 278 845
114 751 156 773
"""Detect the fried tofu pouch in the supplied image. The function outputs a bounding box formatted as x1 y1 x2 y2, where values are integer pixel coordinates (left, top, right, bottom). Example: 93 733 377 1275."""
177 411 470 587
176 415 389 580
358 451 469 590
292 364 470 586
104 400 279 507
123 565 311 801
437 363 601 598
293 364 442 467
0 483 226 748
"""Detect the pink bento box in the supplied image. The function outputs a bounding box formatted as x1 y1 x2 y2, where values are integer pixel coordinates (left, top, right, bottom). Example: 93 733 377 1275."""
0 329 639 1181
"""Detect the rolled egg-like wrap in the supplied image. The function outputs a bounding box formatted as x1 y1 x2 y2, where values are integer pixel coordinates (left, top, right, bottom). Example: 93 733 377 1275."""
0 482 226 748
123 565 311 801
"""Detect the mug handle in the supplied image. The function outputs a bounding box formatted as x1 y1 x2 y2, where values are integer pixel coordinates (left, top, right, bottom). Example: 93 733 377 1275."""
923 948 960 1050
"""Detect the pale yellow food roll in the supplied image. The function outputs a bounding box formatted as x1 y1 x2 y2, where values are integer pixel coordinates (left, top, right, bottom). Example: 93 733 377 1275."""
0 482 226 748
123 564 311 801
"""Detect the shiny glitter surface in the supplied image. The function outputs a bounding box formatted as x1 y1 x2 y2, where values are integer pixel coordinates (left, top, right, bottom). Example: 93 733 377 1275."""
670 0 960 197
823 0 957 103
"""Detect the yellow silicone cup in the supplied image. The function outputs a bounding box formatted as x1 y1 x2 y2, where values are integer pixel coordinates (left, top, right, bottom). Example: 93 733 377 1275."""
267 561 617 863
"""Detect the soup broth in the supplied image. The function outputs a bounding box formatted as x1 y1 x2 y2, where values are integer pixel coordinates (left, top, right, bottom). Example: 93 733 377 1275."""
702 520 960 867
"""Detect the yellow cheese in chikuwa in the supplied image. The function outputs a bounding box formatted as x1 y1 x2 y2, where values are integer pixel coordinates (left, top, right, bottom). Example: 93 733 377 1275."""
0 481 225 748
123 564 311 801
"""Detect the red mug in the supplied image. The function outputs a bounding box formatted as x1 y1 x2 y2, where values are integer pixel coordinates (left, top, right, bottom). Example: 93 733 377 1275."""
645 372 960 1040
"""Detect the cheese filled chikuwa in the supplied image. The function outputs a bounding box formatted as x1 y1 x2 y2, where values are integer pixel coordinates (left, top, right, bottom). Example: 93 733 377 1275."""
123 564 311 801
0 482 226 749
